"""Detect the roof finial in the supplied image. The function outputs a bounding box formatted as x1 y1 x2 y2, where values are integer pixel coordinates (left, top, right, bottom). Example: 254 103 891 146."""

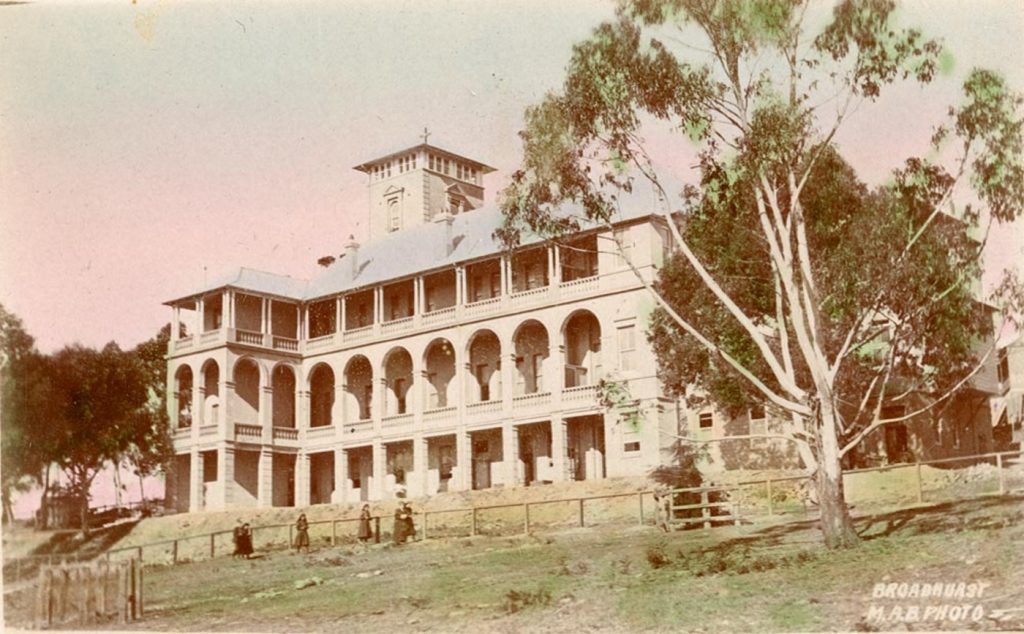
421 126 431 145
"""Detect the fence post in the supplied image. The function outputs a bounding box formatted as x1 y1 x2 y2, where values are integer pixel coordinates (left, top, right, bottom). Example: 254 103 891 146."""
209 533 215 559
374 517 381 544
523 504 530 535
996 453 1005 495
422 512 429 541
289 524 294 549
172 540 178 565
471 508 478 536
578 499 585 528
637 492 644 526
331 520 337 546
138 560 144 618
137 546 143 564
766 479 774 516
915 462 924 503
701 490 711 529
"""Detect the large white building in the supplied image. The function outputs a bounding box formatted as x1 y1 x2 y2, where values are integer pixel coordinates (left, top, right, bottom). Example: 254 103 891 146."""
164 141 685 512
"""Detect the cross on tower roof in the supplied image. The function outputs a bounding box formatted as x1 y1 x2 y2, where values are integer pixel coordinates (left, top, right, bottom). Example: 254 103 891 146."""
421 127 431 144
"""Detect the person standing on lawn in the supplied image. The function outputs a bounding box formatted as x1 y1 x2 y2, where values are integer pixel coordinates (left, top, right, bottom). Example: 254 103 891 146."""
294 513 310 553
358 504 373 543
393 502 410 545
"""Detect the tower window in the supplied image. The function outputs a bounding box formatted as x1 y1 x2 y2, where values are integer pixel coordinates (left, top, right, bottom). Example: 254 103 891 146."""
388 198 400 232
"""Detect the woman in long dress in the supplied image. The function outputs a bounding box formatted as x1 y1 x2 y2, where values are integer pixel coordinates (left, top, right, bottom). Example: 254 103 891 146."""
357 505 373 543
294 513 310 553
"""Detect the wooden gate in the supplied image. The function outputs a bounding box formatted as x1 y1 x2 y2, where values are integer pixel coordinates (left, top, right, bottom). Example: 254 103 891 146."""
34 558 142 628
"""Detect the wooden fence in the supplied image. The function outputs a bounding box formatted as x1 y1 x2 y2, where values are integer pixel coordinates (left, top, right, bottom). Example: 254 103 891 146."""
34 558 141 628
5 448 1021 583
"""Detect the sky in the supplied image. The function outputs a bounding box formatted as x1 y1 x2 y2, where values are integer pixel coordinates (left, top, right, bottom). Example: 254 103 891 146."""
1 1 1023 513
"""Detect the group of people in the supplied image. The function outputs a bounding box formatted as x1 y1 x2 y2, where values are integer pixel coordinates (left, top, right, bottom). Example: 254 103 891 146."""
231 501 415 559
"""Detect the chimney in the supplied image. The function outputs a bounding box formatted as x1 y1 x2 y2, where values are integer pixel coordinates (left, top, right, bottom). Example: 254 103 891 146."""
317 255 336 268
343 235 360 276
435 208 455 256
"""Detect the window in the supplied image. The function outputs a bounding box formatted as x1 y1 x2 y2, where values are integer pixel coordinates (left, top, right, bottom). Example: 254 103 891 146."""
387 199 400 232
624 441 641 453
749 403 766 435
699 412 714 429
617 325 636 371
490 271 501 297
997 349 1009 385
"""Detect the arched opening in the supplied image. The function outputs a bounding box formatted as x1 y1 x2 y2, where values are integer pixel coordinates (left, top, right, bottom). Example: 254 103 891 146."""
344 356 373 422
232 358 260 426
174 366 193 428
424 338 456 409
563 310 602 387
467 330 501 402
309 364 335 428
201 361 220 426
272 365 296 428
513 320 549 395
384 348 413 416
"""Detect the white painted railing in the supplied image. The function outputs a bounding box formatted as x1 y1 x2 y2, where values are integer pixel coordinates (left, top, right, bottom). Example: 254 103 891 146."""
234 423 261 439
559 275 599 296
343 419 374 436
466 399 502 421
423 406 457 425
306 334 334 350
344 325 374 343
199 331 221 344
306 425 335 439
175 336 194 349
510 286 549 308
422 306 456 326
235 330 263 345
273 336 298 351
382 412 414 427
512 391 552 412
273 427 299 441
381 316 414 335
465 296 501 318
562 384 598 404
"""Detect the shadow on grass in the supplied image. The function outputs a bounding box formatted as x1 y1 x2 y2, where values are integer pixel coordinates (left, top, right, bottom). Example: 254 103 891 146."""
28 519 141 558
855 494 1023 541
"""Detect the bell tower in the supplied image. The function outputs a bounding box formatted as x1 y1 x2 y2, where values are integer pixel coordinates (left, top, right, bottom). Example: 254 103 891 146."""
353 131 496 241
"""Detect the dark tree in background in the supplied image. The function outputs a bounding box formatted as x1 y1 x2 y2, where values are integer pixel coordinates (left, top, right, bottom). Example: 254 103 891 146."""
499 0 1024 548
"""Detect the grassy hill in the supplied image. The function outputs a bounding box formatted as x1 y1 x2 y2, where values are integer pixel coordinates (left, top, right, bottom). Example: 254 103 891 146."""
7 494 1020 632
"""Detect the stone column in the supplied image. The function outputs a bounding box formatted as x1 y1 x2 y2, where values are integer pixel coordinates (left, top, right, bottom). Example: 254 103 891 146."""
257 448 273 507
259 385 273 443
220 379 233 437
217 443 234 508
191 381 204 429
332 448 348 504
504 424 519 487
551 416 568 482
295 452 311 507
457 430 472 491
189 449 203 513
371 439 385 501
413 433 428 497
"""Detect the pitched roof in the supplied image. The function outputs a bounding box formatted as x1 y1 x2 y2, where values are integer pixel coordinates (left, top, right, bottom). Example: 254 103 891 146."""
164 198 658 304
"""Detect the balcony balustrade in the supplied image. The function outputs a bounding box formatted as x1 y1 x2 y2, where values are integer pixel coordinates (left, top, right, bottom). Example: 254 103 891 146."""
306 334 334 350
509 285 549 308
562 384 598 404
559 275 599 296
199 330 221 344
464 296 501 318
423 406 457 426
343 419 374 437
235 329 263 346
234 423 262 440
344 325 374 343
306 425 335 440
199 424 218 436
273 427 299 441
382 412 414 428
175 336 194 350
422 306 456 327
381 316 414 336
511 391 552 414
465 399 502 422
272 336 298 351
